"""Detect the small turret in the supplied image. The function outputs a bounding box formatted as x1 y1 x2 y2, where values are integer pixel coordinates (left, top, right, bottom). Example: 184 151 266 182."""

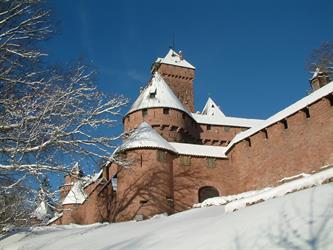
310 68 331 91
70 162 84 178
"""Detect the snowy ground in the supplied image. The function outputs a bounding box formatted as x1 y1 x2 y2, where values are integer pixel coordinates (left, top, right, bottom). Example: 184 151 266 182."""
1 183 333 250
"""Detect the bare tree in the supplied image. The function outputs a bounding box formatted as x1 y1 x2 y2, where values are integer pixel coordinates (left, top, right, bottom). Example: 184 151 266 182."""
0 0 128 229
306 41 333 77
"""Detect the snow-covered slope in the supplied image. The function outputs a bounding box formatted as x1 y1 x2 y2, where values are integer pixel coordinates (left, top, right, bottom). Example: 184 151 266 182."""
1 183 333 250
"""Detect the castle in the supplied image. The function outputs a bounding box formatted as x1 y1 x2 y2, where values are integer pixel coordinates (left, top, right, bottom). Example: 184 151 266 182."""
50 49 333 225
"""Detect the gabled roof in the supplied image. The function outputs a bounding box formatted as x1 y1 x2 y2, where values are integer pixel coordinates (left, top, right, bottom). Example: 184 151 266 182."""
127 72 190 115
62 181 87 205
191 113 263 127
155 49 195 69
117 122 177 153
202 97 225 117
192 97 263 127
225 81 333 153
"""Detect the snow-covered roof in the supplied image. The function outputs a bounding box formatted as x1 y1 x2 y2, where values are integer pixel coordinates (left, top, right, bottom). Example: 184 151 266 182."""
155 49 195 69
192 113 263 127
117 122 177 153
62 181 87 205
127 72 190 115
32 201 54 221
202 97 225 117
169 142 227 158
82 170 103 188
117 123 227 158
226 81 333 152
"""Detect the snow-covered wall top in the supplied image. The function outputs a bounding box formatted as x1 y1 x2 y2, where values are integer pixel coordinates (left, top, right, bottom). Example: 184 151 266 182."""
225 81 333 152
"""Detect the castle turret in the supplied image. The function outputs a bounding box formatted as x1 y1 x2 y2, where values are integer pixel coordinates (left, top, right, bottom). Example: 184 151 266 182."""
310 68 331 91
151 49 195 112
124 72 198 143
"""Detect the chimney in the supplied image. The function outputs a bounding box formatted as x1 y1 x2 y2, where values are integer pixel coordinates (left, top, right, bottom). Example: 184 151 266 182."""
310 68 331 91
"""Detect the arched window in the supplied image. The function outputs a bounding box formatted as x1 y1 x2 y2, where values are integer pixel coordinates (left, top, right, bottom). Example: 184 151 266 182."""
198 186 219 203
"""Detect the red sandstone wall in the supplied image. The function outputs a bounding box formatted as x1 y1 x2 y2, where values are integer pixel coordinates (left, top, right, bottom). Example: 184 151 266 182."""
124 107 246 145
172 156 234 212
61 182 112 225
157 64 195 112
124 108 200 143
228 97 333 193
113 149 174 221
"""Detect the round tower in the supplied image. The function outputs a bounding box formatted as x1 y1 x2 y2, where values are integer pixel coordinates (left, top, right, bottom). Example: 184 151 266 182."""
124 72 198 143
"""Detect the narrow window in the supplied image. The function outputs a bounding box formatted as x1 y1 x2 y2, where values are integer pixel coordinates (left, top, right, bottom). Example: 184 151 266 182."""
325 94 333 106
263 129 268 139
163 108 170 115
207 124 211 130
157 150 167 162
207 157 216 168
142 109 148 117
281 119 288 129
246 138 251 147
182 113 186 119
302 107 310 118
180 156 191 166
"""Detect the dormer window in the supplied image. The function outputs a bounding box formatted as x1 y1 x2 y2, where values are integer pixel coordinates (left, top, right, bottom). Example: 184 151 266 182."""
149 87 157 98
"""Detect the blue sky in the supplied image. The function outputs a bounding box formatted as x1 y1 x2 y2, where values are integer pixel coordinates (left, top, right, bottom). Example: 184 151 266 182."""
47 0 332 120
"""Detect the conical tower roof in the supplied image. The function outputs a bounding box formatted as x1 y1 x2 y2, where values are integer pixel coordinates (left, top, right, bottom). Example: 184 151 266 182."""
127 72 190 115
117 122 176 153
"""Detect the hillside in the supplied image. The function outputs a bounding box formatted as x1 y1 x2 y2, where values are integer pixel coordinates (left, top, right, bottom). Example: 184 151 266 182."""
1 182 333 250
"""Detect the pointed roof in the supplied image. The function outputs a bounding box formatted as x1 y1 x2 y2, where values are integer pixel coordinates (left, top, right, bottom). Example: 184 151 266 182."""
127 72 190 114
62 181 87 205
155 49 195 69
117 122 176 153
70 162 84 177
32 200 54 221
202 97 225 117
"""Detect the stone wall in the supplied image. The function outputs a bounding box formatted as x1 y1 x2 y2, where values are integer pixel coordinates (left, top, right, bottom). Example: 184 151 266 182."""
228 96 333 193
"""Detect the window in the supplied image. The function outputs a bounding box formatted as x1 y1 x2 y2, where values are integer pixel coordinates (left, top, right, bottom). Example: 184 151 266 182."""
182 113 186 119
157 150 167 162
180 156 191 166
140 200 148 206
263 129 268 139
302 107 310 118
224 126 230 132
246 138 252 147
281 119 288 129
127 116 130 122
142 109 148 117
207 157 216 168
198 186 219 203
207 124 211 130
163 108 170 115
326 94 333 106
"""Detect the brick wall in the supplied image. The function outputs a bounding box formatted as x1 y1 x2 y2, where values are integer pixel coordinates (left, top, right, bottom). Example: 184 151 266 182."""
228 97 333 193
157 64 195 112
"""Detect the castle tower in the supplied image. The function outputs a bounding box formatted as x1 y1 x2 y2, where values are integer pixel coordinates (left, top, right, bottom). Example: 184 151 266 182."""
151 49 195 112
123 72 197 143
310 68 331 91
